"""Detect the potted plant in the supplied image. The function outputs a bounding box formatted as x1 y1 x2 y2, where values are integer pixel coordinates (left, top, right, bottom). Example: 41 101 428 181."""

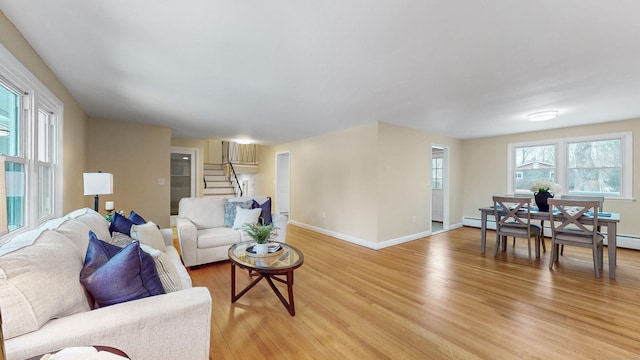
530 181 560 212
243 221 279 254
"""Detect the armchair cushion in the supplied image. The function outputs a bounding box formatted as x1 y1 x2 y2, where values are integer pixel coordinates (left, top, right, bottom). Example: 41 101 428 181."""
224 199 253 227
232 207 262 229
179 197 226 229
252 197 272 225
197 227 241 248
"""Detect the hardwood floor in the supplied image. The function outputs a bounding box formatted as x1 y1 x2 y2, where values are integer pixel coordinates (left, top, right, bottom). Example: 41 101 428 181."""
188 225 640 359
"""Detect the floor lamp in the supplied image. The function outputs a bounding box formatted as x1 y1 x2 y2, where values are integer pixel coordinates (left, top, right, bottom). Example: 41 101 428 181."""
83 172 113 212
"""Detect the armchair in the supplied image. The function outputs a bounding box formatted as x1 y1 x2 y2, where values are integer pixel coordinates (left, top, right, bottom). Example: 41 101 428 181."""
176 196 287 267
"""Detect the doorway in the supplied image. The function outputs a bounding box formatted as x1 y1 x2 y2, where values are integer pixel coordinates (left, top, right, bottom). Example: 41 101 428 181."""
170 147 198 226
275 151 290 216
431 145 449 234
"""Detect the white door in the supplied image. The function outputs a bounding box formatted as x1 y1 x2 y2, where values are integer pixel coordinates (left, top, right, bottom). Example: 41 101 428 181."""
276 151 290 215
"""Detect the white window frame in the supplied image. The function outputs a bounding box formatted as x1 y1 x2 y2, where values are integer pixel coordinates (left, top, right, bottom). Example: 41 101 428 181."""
0 42 63 239
507 132 633 201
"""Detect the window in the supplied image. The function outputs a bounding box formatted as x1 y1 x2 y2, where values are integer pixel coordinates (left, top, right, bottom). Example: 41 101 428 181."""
508 132 632 199
0 44 62 236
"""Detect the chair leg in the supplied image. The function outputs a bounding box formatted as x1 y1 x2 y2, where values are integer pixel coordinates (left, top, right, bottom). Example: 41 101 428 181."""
527 238 532 264
494 234 501 257
540 235 546 252
592 245 600 278
549 240 556 270
560 244 564 256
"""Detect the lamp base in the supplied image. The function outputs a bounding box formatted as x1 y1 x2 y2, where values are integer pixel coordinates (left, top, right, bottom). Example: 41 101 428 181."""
94 195 99 212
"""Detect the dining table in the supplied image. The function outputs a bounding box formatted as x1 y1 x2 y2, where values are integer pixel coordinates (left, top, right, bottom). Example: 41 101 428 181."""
478 206 621 279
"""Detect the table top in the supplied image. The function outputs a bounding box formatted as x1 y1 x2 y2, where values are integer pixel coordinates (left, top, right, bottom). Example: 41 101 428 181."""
228 241 304 271
479 206 621 222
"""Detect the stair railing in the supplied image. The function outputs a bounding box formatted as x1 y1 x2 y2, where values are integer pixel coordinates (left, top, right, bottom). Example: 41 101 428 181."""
228 162 243 197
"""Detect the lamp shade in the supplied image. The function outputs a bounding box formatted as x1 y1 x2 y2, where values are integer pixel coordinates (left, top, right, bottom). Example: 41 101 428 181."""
83 173 113 195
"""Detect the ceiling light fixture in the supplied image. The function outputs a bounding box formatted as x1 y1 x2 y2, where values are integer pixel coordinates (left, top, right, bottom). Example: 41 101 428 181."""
527 111 558 122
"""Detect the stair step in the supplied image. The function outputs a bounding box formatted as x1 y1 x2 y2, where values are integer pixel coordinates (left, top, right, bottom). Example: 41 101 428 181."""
203 188 236 195
204 175 227 182
204 164 224 170
203 169 225 175
206 181 233 188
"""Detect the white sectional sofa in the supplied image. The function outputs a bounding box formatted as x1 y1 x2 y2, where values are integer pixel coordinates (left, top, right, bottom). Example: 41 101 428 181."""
0 208 212 360
176 195 287 267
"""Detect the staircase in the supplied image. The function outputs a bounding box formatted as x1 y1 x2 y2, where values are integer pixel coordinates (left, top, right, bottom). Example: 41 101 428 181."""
203 164 236 196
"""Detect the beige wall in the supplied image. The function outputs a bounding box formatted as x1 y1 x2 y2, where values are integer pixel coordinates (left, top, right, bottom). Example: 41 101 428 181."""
261 121 463 245
462 118 640 236
87 118 171 228
0 10 88 213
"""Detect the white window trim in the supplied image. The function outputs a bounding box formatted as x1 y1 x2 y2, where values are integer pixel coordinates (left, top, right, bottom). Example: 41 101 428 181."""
0 42 63 236
507 132 633 201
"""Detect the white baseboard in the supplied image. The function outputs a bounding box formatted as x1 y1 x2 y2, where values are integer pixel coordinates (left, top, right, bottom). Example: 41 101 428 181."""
462 216 640 251
288 220 450 250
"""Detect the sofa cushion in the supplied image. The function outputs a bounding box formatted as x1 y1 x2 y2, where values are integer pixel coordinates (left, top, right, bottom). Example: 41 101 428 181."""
80 232 165 308
196 227 241 248
232 207 262 230
0 230 90 339
130 221 166 252
39 217 93 260
252 197 273 225
179 197 226 229
139 244 184 292
67 208 111 242
128 210 147 225
224 199 253 227
109 212 135 236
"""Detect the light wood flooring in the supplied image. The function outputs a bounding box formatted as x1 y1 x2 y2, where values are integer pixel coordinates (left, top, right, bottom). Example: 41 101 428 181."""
188 225 640 359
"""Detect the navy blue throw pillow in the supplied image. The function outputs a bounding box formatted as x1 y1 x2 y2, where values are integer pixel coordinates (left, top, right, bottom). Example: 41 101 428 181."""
80 231 165 308
109 212 135 235
252 197 272 225
128 210 147 225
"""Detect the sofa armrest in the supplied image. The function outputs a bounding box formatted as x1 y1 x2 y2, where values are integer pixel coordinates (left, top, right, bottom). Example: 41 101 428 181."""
175 217 198 267
6 287 212 360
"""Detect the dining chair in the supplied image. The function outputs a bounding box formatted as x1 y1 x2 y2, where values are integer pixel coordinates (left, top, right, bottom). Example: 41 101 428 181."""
493 196 542 264
558 195 605 255
548 199 604 278
509 193 546 252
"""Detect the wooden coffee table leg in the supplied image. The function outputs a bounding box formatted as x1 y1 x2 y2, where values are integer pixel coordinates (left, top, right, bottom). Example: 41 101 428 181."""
231 264 265 303
265 270 296 316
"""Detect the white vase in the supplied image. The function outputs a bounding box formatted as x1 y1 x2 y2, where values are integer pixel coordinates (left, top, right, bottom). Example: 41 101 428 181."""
255 243 269 254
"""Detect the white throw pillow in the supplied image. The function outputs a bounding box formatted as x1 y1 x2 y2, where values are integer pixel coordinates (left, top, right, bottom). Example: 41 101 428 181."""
232 207 262 230
139 244 183 292
130 221 166 252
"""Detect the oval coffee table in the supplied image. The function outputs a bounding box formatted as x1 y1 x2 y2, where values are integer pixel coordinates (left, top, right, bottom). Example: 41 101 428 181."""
228 241 304 316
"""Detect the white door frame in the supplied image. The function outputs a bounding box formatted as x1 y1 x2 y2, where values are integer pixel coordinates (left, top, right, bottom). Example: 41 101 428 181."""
430 143 449 233
170 146 199 226
275 151 290 216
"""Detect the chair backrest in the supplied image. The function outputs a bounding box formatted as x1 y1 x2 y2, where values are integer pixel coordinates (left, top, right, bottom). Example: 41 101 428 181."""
492 196 532 231
547 199 600 239
559 195 604 211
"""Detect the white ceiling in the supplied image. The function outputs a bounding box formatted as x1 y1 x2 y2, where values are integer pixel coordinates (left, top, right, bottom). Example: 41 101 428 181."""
2 1 640 144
